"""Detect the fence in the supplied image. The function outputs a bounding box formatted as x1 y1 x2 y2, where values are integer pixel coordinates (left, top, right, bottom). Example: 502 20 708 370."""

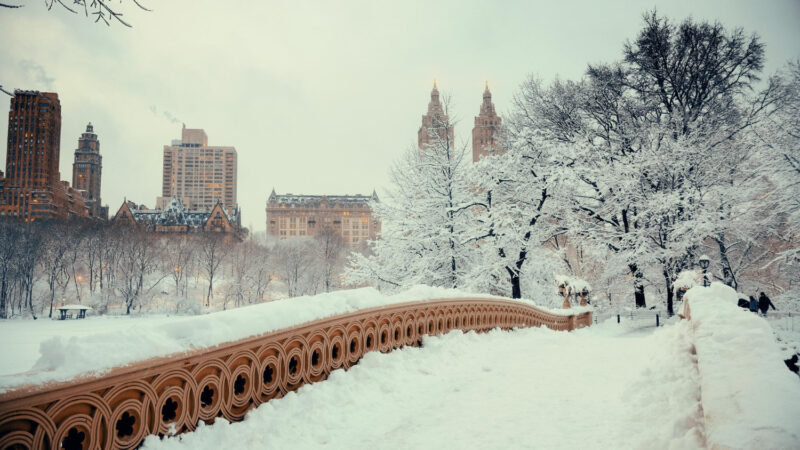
593 309 670 328
0 298 591 450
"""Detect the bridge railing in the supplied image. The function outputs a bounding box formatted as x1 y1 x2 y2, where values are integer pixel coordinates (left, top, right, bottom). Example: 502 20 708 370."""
0 298 591 450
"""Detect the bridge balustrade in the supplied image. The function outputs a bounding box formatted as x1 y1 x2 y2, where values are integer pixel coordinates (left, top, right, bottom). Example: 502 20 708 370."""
0 298 591 450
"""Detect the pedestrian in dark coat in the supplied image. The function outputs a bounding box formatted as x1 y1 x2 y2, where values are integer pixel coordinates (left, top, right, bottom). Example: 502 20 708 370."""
749 296 759 313
758 292 776 315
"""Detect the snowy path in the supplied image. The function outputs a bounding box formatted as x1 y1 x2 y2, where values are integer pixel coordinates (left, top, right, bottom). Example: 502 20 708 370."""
144 321 704 450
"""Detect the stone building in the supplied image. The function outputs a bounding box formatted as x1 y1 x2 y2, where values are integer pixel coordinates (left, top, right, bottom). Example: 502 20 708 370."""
266 190 380 246
158 126 237 214
112 196 245 238
0 90 88 221
417 81 454 150
472 82 504 162
72 122 108 219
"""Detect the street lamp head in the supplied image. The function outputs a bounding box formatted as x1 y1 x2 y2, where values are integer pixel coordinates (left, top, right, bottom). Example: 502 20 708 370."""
699 255 710 270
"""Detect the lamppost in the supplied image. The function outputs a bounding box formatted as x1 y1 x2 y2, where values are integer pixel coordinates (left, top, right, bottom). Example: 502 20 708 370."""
699 255 710 287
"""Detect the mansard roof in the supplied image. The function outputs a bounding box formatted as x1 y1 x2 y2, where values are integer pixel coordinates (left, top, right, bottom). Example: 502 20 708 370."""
267 191 379 209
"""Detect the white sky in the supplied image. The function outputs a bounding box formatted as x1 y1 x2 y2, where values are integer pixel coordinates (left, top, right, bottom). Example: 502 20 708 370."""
1 0 798 231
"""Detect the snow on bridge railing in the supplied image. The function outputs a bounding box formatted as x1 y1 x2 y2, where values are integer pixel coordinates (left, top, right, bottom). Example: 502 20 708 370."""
681 284 800 449
0 297 591 450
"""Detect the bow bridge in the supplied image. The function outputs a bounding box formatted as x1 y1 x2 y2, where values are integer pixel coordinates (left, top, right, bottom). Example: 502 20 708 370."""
0 298 591 450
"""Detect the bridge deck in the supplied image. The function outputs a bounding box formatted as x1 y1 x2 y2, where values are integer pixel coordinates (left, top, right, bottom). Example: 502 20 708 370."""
142 321 704 449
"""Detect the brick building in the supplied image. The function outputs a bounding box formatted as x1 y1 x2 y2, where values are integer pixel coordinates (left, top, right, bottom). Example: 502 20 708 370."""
72 122 108 219
472 82 504 162
158 126 237 214
266 190 380 246
417 81 454 150
0 90 88 220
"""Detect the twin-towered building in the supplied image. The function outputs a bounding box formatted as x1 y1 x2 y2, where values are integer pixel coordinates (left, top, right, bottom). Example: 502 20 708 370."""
418 81 504 162
266 81 503 245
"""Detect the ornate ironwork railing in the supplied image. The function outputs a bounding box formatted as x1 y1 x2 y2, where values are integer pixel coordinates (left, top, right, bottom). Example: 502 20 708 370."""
0 298 591 449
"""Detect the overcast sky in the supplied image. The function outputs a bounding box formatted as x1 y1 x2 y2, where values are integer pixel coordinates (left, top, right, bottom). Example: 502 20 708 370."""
1 0 798 231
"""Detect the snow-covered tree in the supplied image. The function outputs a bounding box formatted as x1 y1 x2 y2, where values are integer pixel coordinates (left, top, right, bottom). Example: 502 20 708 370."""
466 129 571 299
506 11 789 312
347 100 478 290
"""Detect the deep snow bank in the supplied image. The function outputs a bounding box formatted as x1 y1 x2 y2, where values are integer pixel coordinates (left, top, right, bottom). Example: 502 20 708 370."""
683 283 800 449
0 286 561 392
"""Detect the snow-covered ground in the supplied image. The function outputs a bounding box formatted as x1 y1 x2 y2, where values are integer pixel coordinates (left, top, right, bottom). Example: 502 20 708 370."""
0 286 560 392
142 320 705 450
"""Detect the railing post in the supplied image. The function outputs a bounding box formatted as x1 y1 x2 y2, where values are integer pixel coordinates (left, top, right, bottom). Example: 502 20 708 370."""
617 314 620 324
656 313 659 327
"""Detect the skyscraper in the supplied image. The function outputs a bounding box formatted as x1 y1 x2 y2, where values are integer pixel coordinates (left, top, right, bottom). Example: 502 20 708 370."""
417 81 454 150
158 126 238 214
72 122 107 219
0 90 87 220
472 82 504 162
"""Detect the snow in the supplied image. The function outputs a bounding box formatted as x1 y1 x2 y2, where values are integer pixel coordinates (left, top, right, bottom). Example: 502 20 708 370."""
57 304 93 310
554 274 592 292
673 269 700 292
142 320 705 450
0 286 546 392
683 283 800 449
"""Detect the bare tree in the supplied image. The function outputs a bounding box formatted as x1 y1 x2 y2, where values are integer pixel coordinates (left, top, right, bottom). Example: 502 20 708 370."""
115 229 166 314
224 239 256 309
0 220 20 318
16 224 43 318
199 234 231 307
40 223 72 318
315 226 344 293
1 0 152 27
274 238 316 298
163 235 197 298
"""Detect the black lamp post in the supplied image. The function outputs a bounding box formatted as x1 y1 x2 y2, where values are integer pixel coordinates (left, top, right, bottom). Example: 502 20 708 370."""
699 255 710 287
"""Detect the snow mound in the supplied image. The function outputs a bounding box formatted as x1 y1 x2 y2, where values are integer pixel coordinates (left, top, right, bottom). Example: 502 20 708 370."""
0 286 558 392
684 283 800 449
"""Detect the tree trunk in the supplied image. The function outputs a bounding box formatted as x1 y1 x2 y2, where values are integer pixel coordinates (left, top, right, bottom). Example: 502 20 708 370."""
27 282 37 320
206 275 213 307
715 236 737 289
509 269 522 299
0 275 7 319
664 270 674 316
629 263 646 308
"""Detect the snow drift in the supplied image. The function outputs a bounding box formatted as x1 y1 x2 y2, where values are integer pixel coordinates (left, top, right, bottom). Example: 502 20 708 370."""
683 283 800 449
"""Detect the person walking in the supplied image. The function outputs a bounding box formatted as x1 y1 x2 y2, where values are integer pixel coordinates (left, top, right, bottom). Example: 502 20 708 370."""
758 292 776 316
749 295 759 313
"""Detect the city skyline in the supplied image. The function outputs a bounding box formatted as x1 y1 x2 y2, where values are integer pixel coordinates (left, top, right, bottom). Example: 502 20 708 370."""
1 0 798 231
